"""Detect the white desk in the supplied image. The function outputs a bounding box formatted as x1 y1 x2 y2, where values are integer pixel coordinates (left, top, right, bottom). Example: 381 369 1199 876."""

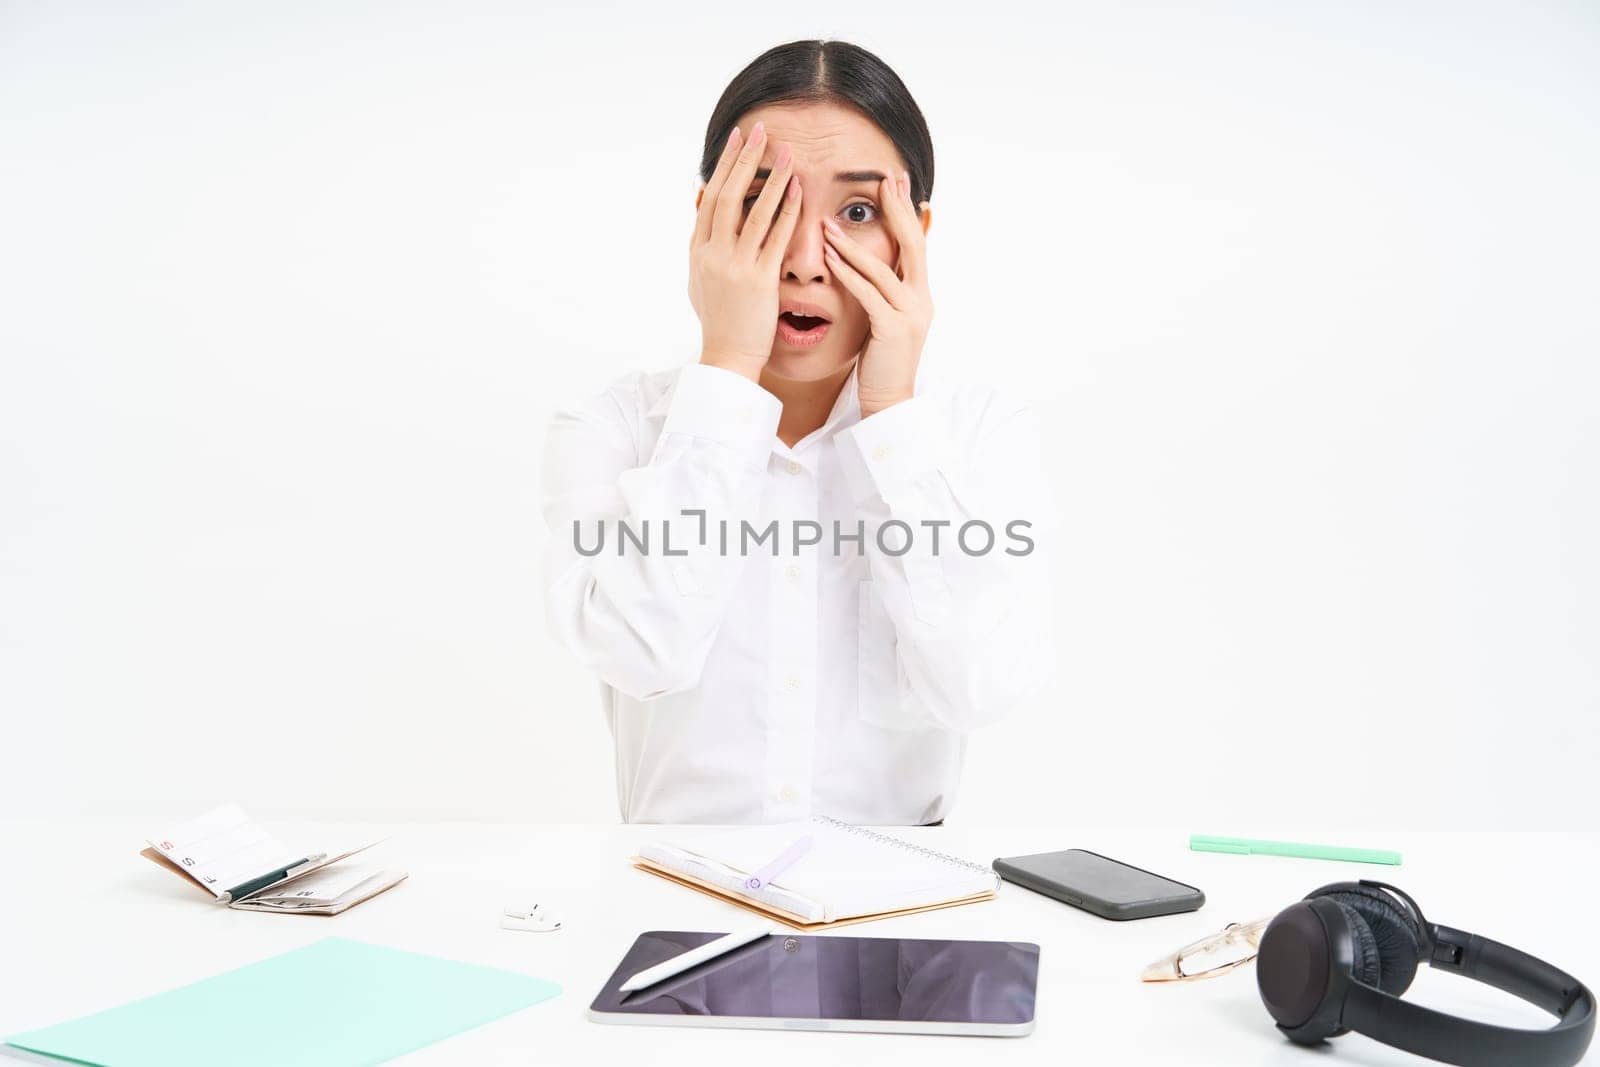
1 820 1594 1066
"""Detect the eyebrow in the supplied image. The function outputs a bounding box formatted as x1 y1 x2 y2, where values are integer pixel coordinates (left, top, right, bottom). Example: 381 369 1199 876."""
753 167 888 184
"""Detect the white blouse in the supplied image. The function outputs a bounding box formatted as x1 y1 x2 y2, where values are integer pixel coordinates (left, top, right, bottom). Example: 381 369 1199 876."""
540 359 1057 825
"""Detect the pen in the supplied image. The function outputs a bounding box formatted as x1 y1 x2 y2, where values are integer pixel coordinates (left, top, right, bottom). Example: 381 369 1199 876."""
1190 834 1401 866
222 853 327 902
744 834 813 890
618 923 776 994
619 935 777 1005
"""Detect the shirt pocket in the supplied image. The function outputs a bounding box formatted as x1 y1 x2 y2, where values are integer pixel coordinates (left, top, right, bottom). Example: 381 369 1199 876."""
857 579 921 732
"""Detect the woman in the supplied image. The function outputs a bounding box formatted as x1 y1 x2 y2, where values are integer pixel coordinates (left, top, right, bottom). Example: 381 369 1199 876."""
541 40 1056 825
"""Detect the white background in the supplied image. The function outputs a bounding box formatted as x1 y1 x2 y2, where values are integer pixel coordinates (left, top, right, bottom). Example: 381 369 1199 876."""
2 1 1595 829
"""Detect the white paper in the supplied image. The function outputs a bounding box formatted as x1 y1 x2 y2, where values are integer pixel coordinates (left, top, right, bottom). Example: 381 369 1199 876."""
248 865 384 905
146 803 301 899
229 869 408 914
642 817 997 922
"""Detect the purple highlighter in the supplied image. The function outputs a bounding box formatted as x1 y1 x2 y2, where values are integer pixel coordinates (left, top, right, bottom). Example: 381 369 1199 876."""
743 834 814 891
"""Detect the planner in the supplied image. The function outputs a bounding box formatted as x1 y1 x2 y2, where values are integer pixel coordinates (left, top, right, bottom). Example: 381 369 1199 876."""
633 814 1000 930
3 937 561 1067
140 803 405 914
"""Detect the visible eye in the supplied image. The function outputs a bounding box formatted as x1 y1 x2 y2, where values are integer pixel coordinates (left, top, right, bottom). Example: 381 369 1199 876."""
840 201 878 226
738 195 879 226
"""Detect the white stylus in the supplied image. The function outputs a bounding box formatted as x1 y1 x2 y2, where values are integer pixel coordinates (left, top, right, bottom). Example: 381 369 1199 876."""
617 923 778 993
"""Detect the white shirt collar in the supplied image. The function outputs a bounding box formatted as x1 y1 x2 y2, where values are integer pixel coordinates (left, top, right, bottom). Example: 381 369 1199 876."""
645 358 865 450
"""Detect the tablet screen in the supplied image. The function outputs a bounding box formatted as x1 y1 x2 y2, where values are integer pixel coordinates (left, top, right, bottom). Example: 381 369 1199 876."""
590 930 1038 1026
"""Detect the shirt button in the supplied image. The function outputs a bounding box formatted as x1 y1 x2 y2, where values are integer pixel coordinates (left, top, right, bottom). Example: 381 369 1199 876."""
782 675 801 693
784 564 802 582
871 444 892 461
785 459 802 475
780 786 797 802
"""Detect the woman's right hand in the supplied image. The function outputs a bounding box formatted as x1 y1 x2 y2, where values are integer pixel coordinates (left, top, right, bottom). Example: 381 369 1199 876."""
688 120 802 382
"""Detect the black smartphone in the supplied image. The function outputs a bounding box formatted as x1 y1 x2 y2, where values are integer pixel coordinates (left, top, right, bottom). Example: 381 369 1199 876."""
992 848 1204 920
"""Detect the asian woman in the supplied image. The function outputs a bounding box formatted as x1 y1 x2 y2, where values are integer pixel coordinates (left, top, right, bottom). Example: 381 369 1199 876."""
541 39 1057 825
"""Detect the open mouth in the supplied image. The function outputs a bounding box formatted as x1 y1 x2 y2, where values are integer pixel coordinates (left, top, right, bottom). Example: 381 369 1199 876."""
776 311 831 347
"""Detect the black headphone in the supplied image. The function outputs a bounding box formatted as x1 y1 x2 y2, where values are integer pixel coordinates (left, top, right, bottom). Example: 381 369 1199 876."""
1256 880 1595 1066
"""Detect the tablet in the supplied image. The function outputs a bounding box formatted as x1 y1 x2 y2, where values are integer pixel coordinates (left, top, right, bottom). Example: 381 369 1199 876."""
588 930 1039 1036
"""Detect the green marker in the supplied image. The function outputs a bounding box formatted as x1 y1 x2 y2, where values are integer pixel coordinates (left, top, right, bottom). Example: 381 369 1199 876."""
1190 834 1402 866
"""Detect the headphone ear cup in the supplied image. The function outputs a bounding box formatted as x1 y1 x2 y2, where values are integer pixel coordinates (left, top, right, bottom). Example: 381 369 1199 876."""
1258 898 1375 1044
1332 900 1382 991
1313 886 1424 995
1258 901 1337 1035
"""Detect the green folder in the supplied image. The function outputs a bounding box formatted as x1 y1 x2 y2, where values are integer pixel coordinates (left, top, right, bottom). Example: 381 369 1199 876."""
5 937 562 1067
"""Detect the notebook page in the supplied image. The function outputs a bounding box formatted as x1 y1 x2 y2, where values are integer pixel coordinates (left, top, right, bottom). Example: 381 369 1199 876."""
245 865 384 905
635 841 824 921
146 804 302 900
230 870 407 915
646 818 997 921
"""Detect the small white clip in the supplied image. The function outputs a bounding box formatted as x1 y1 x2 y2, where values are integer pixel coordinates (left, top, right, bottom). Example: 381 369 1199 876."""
501 902 562 932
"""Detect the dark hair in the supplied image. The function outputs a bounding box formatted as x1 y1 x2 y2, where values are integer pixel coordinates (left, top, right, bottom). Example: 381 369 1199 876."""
698 40 934 213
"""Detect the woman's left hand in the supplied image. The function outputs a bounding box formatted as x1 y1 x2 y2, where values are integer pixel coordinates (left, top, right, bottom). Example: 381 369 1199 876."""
822 171 933 418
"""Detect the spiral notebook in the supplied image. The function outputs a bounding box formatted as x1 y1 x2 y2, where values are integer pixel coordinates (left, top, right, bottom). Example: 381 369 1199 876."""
632 814 1000 930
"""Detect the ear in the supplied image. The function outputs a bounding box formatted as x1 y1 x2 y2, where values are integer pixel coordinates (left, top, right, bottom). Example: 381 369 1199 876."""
919 202 932 236
696 186 705 210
